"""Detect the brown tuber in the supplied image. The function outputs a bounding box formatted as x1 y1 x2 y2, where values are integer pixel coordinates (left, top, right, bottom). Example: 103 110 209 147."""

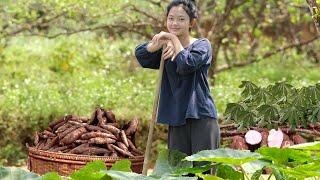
88 137 116 145
60 127 87 145
230 136 248 150
291 134 307 144
81 132 117 140
260 131 269 147
100 124 121 135
31 107 143 158
124 118 139 136
105 110 116 123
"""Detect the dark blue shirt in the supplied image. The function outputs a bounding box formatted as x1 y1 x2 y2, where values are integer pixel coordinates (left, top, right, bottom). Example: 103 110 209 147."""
135 38 217 126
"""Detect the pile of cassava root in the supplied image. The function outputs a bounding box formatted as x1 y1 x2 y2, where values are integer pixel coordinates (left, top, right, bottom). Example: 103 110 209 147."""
221 124 311 151
31 107 143 158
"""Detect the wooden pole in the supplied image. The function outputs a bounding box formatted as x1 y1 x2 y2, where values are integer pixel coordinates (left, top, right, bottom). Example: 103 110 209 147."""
142 53 165 175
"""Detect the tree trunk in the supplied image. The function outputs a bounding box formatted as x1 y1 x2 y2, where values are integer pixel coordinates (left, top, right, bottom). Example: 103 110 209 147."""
306 0 320 34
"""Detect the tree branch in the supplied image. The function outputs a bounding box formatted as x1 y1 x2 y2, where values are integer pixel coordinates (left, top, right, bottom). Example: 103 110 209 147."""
215 34 320 73
130 4 160 22
4 11 67 37
28 22 152 39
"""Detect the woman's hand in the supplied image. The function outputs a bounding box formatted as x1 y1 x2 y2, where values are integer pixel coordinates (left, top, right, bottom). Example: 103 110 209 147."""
146 33 167 52
162 40 175 61
157 31 184 58
147 31 182 60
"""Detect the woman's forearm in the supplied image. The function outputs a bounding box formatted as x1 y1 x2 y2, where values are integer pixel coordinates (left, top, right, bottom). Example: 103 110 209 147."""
146 42 159 52
168 34 184 55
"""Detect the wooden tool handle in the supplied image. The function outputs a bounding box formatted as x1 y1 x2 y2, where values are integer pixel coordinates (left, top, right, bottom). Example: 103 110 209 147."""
142 51 165 175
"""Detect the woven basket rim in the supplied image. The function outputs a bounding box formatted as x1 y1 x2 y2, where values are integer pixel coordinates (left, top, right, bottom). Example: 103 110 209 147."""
28 147 144 162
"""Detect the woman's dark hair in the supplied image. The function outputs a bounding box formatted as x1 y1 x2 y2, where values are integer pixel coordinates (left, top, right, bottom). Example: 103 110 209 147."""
166 0 198 21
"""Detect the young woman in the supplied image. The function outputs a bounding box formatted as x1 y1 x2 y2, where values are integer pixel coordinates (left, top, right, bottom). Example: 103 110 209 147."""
135 0 220 157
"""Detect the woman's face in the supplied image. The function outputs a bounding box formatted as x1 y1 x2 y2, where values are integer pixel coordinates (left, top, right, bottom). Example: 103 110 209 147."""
166 5 191 37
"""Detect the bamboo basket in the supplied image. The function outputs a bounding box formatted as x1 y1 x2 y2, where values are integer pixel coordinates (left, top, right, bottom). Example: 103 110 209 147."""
27 147 144 176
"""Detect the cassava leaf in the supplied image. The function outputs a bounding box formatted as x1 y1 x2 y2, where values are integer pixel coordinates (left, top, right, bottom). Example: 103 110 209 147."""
184 148 261 165
251 169 262 180
257 104 279 122
102 170 155 180
301 86 320 104
224 103 246 121
280 106 304 128
42 172 61 180
152 149 192 178
0 167 40 180
239 81 258 99
271 167 286 180
278 163 320 179
291 92 311 108
196 173 223 180
290 141 320 151
241 159 270 174
238 110 256 128
252 88 272 105
173 163 212 176
216 164 244 180
308 104 320 124
257 147 312 165
110 159 132 172
271 82 293 100
70 160 107 180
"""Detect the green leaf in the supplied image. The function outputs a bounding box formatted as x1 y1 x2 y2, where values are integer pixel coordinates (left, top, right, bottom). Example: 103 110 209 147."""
277 163 320 179
271 167 286 180
257 104 279 122
291 92 310 108
110 159 132 172
238 110 256 128
280 106 304 128
271 82 293 100
239 81 258 100
102 170 155 180
184 148 261 165
241 159 270 174
42 172 61 180
196 173 223 180
257 147 312 165
316 83 320 91
152 149 192 178
253 88 271 105
173 163 212 176
301 86 320 103
251 169 262 180
216 164 244 180
224 103 245 121
159 174 197 180
290 162 320 175
70 160 107 180
290 141 320 151
0 167 40 180
308 104 320 124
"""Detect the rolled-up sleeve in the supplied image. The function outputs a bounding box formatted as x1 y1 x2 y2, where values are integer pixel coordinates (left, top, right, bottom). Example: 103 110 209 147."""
135 42 162 69
174 39 212 75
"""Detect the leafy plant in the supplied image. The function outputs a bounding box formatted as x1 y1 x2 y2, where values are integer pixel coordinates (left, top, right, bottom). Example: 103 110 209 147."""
1 142 320 179
224 81 320 129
